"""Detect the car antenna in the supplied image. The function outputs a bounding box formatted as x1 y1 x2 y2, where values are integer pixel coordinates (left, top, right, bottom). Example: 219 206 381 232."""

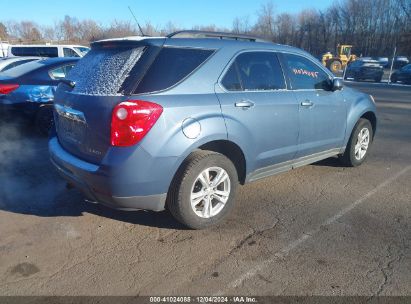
128 6 147 37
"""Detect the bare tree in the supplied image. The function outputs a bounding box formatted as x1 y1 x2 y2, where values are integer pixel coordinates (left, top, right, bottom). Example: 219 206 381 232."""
1 0 410 55
232 16 251 34
0 22 7 40
254 2 276 39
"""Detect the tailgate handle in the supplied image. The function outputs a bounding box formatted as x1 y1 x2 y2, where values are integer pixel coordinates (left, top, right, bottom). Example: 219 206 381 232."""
55 104 86 124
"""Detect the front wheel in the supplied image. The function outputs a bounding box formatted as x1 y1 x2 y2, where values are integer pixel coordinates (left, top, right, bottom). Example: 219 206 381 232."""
328 60 342 73
167 150 238 229
339 118 373 167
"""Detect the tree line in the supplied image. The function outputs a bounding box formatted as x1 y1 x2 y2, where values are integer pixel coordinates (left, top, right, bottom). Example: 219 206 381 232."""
1 0 410 57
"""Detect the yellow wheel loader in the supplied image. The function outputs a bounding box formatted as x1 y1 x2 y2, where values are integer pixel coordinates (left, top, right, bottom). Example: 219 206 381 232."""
322 44 357 73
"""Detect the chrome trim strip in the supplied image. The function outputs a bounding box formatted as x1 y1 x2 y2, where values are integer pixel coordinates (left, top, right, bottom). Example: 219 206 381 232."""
55 104 86 124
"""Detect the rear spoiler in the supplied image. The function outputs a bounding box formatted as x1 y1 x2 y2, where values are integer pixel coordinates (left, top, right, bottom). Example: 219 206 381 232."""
91 38 166 49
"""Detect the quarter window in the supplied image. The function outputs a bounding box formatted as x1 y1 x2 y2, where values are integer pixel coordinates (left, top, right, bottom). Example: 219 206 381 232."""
283 53 331 90
135 47 214 93
222 52 285 91
49 64 75 80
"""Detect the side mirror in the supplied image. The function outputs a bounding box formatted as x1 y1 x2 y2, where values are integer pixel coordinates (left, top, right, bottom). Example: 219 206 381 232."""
332 78 343 91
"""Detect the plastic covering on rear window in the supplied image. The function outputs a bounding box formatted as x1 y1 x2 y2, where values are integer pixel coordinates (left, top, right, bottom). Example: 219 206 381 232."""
68 47 144 96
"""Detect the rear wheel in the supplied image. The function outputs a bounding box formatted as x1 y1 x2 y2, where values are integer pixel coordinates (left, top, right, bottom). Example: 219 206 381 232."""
391 75 397 83
35 106 54 136
374 76 382 82
167 150 238 229
339 118 373 167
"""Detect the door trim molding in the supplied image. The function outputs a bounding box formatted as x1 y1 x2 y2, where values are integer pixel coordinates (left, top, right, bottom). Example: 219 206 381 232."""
246 147 343 183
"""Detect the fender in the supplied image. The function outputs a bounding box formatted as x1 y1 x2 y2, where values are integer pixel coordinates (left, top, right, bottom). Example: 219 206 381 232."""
343 89 377 148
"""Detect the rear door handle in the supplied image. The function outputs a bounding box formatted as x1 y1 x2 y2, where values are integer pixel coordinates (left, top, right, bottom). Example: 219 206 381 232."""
235 100 255 109
301 100 314 107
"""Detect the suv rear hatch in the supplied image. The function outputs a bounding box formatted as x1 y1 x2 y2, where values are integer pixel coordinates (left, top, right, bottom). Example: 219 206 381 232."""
54 38 165 164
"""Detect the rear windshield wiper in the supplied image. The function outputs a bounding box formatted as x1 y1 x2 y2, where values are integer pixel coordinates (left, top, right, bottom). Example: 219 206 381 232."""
58 79 76 88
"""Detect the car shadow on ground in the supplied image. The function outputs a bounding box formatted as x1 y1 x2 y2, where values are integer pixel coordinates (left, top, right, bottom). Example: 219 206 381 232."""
312 156 346 168
0 182 187 230
0 121 187 230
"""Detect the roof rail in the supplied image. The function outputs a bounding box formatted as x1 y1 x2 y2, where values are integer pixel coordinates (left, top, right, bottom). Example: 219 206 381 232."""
167 30 269 43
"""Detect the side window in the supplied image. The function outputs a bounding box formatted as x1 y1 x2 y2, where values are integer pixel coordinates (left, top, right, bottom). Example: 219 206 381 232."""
135 47 214 93
49 64 75 80
283 53 331 90
11 47 58 57
221 63 242 91
63 48 80 57
221 52 285 91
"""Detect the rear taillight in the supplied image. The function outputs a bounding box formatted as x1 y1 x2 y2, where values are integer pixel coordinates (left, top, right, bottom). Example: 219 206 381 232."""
111 100 163 147
0 84 19 95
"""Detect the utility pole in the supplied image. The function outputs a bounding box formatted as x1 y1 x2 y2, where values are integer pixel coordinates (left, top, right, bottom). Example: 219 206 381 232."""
388 47 397 84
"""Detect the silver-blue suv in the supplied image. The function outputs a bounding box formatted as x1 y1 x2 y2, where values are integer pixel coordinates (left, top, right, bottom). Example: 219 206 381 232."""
49 31 377 229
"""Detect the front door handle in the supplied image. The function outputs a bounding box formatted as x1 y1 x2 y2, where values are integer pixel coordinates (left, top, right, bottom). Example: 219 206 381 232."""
301 100 314 107
235 100 255 109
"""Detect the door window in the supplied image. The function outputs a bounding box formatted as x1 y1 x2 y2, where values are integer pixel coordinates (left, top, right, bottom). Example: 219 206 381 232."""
63 48 80 57
221 52 285 91
283 53 331 90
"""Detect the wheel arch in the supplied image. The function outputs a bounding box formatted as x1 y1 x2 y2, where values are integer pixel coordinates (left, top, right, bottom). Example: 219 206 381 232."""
360 111 377 139
171 138 248 186
198 140 247 184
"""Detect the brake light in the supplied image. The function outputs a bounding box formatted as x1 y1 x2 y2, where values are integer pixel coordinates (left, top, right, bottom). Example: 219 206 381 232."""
0 84 19 95
111 100 163 147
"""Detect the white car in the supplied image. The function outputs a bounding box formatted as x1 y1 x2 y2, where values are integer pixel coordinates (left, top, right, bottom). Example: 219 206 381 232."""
7 45 90 58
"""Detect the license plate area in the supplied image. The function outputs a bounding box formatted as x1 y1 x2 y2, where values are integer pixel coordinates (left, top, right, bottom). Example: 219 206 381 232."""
58 116 86 145
55 104 87 145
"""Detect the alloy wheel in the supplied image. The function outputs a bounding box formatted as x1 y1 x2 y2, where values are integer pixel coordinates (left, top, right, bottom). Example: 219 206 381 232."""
190 167 231 218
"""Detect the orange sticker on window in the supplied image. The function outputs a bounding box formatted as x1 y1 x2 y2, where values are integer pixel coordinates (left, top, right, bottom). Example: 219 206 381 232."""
292 68 318 78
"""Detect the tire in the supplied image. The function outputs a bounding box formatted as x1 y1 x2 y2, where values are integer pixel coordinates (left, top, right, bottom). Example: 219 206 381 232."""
167 150 238 229
327 60 342 73
374 76 382 82
391 75 397 83
339 118 373 167
35 106 54 136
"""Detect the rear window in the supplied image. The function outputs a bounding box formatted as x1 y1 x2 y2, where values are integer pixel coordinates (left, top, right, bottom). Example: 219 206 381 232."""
0 60 45 78
134 47 214 93
11 47 58 57
1 59 37 72
67 47 145 96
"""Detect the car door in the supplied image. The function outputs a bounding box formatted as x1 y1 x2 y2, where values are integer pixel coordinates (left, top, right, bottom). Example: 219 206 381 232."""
215 51 299 173
280 52 347 158
398 65 411 82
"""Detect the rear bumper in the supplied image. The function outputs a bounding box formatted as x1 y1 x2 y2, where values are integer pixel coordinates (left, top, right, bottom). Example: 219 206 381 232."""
49 137 167 211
